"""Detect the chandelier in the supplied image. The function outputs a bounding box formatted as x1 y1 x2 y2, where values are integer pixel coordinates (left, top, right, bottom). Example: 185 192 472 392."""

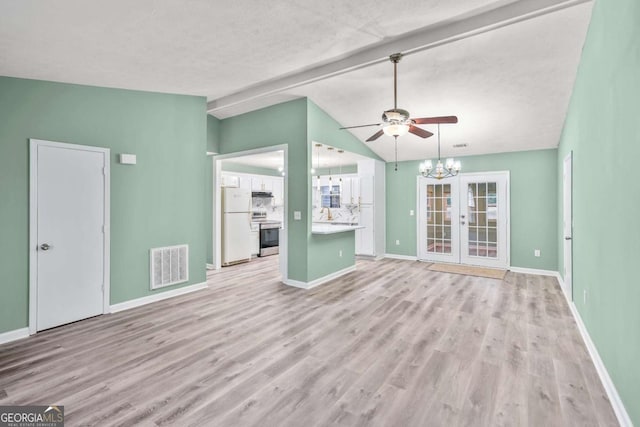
419 123 461 179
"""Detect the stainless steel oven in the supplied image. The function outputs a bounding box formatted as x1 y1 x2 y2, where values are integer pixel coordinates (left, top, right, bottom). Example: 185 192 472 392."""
259 221 280 257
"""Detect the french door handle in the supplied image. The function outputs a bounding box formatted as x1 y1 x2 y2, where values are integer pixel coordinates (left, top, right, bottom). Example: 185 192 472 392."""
40 243 51 251
461 221 466 225
564 236 572 240
461 214 466 219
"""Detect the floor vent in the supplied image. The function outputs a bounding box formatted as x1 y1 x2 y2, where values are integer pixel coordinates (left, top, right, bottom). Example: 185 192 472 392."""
150 244 189 290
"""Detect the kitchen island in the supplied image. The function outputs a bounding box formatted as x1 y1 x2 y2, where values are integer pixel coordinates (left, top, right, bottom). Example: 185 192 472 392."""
311 223 365 235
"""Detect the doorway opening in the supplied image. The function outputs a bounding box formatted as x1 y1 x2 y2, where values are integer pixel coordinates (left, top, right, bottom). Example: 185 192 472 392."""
212 145 288 281
417 171 510 269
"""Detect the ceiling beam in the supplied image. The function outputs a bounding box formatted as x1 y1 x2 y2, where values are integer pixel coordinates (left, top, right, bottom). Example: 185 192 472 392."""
207 0 590 113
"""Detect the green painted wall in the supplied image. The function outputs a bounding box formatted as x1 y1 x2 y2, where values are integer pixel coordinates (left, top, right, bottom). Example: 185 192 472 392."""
206 115 221 264
219 98 309 281
221 162 282 177
306 100 382 281
207 114 221 154
556 0 640 422
386 149 558 270
217 98 379 282
0 77 207 333
315 165 358 176
307 101 382 160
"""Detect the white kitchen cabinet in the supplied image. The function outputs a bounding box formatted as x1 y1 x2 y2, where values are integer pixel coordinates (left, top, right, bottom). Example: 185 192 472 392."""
239 176 252 190
341 177 351 206
252 177 274 192
221 174 239 188
356 204 375 256
355 159 385 258
359 175 374 204
272 177 284 206
341 177 359 206
250 230 259 256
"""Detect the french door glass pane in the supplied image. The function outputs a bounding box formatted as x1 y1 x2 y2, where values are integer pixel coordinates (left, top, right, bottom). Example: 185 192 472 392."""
426 183 452 254
466 181 498 259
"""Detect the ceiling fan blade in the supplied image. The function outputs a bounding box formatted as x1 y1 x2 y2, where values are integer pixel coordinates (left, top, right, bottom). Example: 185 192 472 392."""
366 130 385 142
408 125 434 139
412 116 458 125
339 123 382 130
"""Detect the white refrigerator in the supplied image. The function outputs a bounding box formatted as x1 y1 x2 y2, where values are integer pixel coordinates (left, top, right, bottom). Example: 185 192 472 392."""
222 187 252 265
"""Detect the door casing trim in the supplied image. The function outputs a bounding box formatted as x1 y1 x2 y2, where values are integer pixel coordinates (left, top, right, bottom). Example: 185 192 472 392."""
29 139 111 335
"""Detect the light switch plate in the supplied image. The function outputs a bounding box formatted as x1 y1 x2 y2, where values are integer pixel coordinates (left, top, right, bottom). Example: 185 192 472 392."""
294 211 301 220
119 154 137 165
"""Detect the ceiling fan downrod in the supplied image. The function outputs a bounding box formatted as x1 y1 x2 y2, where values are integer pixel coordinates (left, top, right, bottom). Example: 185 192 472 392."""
390 53 403 111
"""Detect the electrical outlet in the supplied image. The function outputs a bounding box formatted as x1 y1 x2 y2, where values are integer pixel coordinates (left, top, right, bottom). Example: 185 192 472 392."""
410 210 415 216
395 240 400 245
339 250 343 257
534 249 541 257
584 290 587 304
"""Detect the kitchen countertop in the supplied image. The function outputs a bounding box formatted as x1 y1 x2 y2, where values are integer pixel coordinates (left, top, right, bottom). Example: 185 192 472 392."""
311 223 365 234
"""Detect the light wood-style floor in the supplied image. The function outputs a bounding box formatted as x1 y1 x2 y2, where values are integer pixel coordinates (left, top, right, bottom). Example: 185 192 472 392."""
0 256 618 426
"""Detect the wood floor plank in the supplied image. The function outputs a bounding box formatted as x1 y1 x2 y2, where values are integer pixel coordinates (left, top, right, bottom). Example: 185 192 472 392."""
0 256 618 426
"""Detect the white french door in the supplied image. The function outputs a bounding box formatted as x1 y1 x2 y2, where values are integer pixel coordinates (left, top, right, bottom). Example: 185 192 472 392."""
418 172 509 268
417 177 460 263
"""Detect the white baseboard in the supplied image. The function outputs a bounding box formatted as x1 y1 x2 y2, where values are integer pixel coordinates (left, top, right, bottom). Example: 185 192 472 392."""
556 274 633 427
0 327 29 345
206 263 215 270
283 265 356 290
509 266 558 276
384 253 418 261
110 281 208 313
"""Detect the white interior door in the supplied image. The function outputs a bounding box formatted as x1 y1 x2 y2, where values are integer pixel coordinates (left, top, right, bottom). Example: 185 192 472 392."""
417 177 460 263
30 139 109 332
459 173 510 268
563 152 573 300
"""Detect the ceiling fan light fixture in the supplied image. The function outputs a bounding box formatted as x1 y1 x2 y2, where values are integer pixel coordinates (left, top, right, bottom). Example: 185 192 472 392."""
383 123 410 137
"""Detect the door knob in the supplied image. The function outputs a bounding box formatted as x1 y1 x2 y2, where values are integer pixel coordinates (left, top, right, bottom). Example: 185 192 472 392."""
40 243 51 251
461 221 466 225
564 236 572 240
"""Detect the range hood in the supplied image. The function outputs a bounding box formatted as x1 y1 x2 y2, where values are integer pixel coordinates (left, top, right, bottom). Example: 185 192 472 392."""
252 191 273 198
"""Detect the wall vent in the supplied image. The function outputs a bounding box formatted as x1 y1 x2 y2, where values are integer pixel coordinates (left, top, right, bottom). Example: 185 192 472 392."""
150 244 189 290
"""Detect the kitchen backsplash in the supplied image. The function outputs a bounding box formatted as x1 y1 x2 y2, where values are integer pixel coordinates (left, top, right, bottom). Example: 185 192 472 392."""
312 206 360 224
252 197 283 222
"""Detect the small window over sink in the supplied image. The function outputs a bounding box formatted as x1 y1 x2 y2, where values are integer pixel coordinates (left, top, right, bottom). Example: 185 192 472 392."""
320 185 341 208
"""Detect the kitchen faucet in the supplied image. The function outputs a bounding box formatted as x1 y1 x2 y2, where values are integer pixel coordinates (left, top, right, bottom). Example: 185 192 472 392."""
321 207 333 221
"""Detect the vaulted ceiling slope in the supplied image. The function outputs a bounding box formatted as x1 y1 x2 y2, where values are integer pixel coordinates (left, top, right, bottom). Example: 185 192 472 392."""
0 0 592 161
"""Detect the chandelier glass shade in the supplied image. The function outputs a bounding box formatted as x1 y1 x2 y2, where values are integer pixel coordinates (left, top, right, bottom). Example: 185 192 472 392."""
419 124 461 180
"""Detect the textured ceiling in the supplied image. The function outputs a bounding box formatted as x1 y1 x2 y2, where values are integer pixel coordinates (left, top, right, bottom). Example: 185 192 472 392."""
0 0 593 161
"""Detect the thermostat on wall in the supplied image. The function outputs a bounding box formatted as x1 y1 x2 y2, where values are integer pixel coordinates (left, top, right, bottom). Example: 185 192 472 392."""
119 154 137 165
